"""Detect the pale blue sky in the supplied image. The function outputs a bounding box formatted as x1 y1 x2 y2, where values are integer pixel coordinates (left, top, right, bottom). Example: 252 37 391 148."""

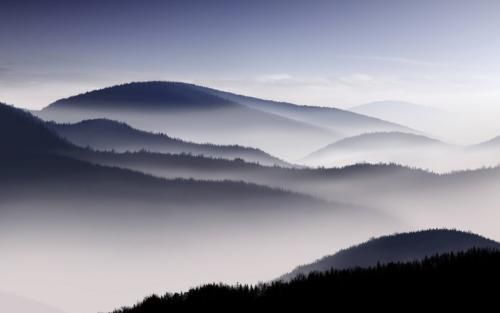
1 0 500 112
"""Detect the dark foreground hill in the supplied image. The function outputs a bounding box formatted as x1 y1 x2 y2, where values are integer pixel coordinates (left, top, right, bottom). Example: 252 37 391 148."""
280 229 500 280
111 249 500 312
0 103 71 153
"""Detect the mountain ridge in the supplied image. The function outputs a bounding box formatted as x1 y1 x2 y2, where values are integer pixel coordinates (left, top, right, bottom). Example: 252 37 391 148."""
0 102 71 154
37 81 339 160
199 85 414 134
48 118 290 167
280 229 500 281
44 81 238 112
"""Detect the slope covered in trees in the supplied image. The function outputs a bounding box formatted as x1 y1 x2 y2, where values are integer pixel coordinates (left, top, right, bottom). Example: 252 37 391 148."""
48 119 289 166
0 102 327 218
0 102 70 155
111 249 500 312
280 229 500 280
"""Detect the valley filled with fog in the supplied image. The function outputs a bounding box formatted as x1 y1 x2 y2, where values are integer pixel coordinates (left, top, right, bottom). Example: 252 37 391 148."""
4 2 500 312
2 82 500 313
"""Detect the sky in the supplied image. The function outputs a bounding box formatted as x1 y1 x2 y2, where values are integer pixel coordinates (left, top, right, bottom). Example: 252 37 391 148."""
2 0 500 113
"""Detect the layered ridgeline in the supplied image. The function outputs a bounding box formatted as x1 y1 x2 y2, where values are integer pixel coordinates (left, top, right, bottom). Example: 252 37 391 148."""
110 238 500 312
198 86 411 134
36 82 410 160
48 119 289 167
1 101 392 313
350 100 460 139
301 131 500 172
67 143 500 248
280 229 500 281
0 100 346 235
2 101 345 247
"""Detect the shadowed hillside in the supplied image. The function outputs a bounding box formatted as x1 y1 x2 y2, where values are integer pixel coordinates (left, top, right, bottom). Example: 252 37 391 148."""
36 82 337 160
280 229 500 280
201 87 412 135
0 102 328 218
0 103 71 154
110 248 500 312
48 119 289 166
45 82 238 112
2 101 396 313
63 145 500 244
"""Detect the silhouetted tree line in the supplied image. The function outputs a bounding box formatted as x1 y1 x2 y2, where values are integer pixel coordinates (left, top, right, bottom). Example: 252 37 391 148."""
111 249 500 312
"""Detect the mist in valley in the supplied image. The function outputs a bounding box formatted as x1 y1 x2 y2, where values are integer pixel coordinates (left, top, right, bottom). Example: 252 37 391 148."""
3 2 500 312
3 80 500 313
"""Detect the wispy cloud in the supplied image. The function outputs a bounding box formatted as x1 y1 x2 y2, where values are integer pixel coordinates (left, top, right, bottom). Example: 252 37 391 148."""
256 73 293 83
252 74 333 87
337 55 451 68
335 73 375 85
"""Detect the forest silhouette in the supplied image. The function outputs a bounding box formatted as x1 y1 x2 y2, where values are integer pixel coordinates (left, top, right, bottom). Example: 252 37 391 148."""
112 249 500 312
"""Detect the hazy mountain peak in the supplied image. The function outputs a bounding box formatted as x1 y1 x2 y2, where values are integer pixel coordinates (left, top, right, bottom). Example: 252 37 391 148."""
57 118 133 130
304 131 445 159
45 81 238 112
475 134 500 148
351 100 447 113
350 100 456 138
300 131 456 170
325 131 443 149
37 81 341 160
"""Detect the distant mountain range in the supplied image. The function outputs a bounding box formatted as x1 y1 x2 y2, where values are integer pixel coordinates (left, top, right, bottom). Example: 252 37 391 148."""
7 99 494 239
301 131 452 169
48 119 289 167
475 135 500 149
2 100 401 313
0 101 326 219
4 95 500 313
35 82 411 160
280 229 500 280
350 100 451 132
3 100 394 252
300 130 500 171
308 131 444 152
200 86 411 134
